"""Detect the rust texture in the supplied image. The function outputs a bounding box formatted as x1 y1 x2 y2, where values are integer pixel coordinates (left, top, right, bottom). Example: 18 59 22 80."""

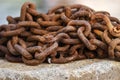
0 2 120 65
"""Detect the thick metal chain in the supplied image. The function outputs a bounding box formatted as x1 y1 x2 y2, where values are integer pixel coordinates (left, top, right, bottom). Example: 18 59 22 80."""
0 2 120 65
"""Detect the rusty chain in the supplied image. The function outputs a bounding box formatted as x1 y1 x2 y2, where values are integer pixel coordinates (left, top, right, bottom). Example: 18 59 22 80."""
0 2 120 65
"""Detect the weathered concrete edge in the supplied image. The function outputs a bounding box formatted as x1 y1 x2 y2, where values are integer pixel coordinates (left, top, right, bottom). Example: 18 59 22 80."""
0 59 120 80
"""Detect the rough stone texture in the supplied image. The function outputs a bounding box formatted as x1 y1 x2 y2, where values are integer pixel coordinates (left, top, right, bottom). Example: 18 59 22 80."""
0 58 120 80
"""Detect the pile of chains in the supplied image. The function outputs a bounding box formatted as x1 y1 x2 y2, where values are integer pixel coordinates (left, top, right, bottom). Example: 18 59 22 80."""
0 2 120 65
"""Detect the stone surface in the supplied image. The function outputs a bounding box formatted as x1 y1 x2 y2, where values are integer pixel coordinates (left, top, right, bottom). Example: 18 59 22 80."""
0 59 120 80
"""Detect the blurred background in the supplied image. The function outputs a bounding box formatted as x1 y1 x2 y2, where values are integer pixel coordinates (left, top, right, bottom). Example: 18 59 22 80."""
0 0 120 24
